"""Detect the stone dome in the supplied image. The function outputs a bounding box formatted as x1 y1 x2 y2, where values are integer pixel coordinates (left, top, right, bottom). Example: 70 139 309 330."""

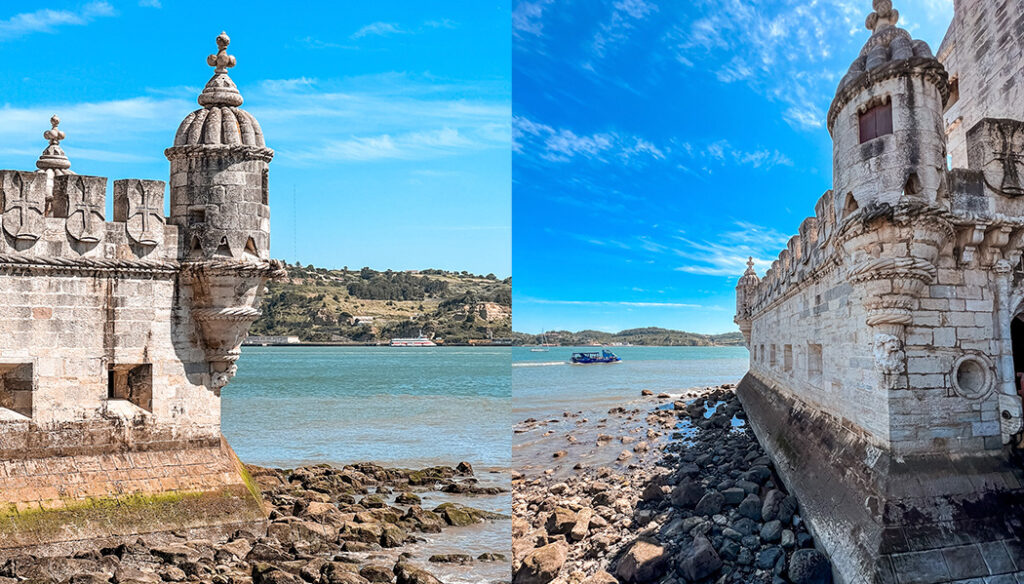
172 32 267 148
828 0 948 132
174 106 266 147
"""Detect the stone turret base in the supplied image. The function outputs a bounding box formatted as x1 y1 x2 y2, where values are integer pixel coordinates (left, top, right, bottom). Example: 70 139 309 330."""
736 373 1024 584
0 436 266 557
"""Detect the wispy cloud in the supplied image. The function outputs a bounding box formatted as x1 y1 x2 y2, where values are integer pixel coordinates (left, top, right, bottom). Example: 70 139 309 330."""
352 22 406 39
512 0 553 37
138 0 161 7
515 116 790 170
591 0 659 58
0 2 116 41
672 220 792 276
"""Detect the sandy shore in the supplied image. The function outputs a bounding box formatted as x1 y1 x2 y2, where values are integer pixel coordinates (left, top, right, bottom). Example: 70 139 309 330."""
0 462 511 584
512 384 832 584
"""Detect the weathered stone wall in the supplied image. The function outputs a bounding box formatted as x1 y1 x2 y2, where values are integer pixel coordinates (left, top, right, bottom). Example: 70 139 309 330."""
940 0 1024 167
734 2 1024 581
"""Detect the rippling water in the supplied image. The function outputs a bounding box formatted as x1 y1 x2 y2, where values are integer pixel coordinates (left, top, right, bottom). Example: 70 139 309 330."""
221 346 511 583
512 345 750 420
223 346 511 469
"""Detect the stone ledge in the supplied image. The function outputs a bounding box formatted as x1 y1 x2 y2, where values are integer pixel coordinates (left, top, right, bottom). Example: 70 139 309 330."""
737 372 1024 584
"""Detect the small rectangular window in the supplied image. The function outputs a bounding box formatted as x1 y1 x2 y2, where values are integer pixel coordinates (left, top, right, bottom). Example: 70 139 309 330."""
808 344 823 382
859 101 893 143
188 208 206 224
770 345 777 367
784 345 793 372
0 363 33 418
108 364 153 412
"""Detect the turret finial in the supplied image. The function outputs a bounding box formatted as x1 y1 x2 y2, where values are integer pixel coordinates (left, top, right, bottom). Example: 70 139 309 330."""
206 32 236 74
35 114 72 174
865 0 899 34
198 31 244 108
744 257 756 274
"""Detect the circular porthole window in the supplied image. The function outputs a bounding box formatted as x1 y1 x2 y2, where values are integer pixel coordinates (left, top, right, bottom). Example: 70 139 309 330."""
951 355 993 399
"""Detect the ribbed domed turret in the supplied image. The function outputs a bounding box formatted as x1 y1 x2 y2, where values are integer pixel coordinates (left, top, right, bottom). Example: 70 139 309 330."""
828 0 948 133
165 32 273 263
172 32 268 148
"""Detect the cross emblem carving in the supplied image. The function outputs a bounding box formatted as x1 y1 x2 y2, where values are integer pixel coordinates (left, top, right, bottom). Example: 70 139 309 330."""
3 173 42 241
125 181 164 246
65 176 104 243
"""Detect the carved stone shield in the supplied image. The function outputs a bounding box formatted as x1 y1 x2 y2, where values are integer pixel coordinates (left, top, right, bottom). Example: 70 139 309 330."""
56 175 106 243
967 118 1024 197
0 171 45 242
114 179 165 246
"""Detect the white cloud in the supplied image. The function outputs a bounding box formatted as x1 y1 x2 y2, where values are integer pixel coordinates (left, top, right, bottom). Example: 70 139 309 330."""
592 0 659 58
0 2 115 41
512 0 553 37
352 22 405 39
139 0 161 7
672 220 792 276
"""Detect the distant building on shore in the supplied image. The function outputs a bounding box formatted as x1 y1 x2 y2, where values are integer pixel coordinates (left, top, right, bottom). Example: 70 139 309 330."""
244 335 301 346
0 33 281 552
735 1 1024 580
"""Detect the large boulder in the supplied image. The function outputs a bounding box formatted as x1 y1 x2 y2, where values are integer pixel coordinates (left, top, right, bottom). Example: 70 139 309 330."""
670 480 704 509
614 539 668 583
676 535 722 582
693 491 724 517
545 507 577 535
513 542 568 584
393 561 443 584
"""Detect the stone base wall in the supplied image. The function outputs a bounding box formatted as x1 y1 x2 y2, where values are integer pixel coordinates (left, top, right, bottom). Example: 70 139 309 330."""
0 435 264 555
737 372 1024 584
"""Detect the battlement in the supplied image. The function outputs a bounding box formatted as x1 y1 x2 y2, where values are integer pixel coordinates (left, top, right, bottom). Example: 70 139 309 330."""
0 33 280 555
0 171 174 267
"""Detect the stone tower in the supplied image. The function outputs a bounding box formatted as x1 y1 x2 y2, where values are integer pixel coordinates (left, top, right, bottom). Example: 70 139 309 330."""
166 32 276 394
830 0 949 214
0 33 281 555
733 257 759 344
734 1 1024 581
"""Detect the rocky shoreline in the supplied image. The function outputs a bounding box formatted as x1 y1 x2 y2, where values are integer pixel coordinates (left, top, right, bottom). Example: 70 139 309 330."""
0 462 511 584
511 384 831 584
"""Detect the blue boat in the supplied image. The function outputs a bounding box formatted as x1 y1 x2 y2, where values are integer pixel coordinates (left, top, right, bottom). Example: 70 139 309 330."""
571 350 622 364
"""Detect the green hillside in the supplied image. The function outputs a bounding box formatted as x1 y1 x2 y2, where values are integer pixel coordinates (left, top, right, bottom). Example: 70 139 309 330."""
251 264 511 344
512 327 744 347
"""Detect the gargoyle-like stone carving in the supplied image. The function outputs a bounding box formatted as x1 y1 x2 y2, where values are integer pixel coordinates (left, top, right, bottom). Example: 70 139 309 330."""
0 171 45 242
54 175 106 243
873 333 905 386
114 179 165 247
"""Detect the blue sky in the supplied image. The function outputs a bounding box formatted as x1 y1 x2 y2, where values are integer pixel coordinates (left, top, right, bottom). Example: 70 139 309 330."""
0 1 510 276
511 0 954 334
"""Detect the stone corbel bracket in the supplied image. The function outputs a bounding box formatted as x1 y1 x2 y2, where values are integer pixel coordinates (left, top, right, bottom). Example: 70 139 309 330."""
180 259 285 394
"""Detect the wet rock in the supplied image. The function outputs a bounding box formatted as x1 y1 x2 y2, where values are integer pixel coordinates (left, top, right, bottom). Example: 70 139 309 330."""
513 542 568 584
614 539 667 583
545 507 577 535
737 494 763 521
428 554 473 564
760 520 783 543
755 547 784 570
694 491 724 517
670 481 704 509
721 487 746 505
570 508 594 542
675 535 721 582
359 565 393 583
394 492 421 505
761 489 786 522
477 553 507 562
379 524 408 548
455 461 474 475
393 561 442 584
788 549 832 584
